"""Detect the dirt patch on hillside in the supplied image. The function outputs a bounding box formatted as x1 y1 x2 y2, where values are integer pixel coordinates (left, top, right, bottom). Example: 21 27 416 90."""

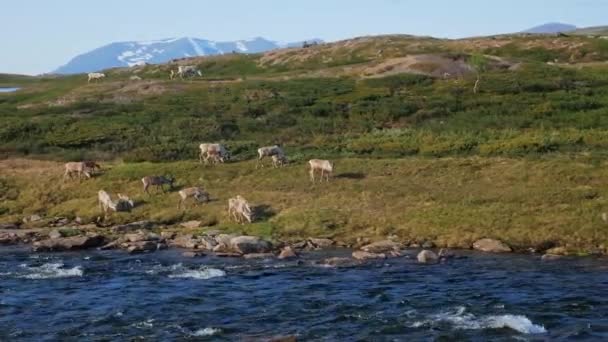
361 55 474 78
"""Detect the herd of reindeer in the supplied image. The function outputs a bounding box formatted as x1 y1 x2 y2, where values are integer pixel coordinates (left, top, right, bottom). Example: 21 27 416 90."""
63 143 335 224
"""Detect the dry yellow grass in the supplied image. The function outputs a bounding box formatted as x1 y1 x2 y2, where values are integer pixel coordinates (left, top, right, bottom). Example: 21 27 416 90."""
2 156 608 253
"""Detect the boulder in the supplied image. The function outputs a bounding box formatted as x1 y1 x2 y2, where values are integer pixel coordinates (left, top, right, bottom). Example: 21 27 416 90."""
125 231 160 243
127 241 158 254
198 236 218 250
215 234 237 246
545 246 568 256
99 240 120 250
472 238 512 253
307 237 334 249
170 234 199 249
32 234 105 252
160 231 176 240
352 250 386 260
360 240 401 253
243 253 275 259
278 246 297 260
180 220 202 229
230 236 273 254
292 241 308 249
48 229 62 239
0 232 20 244
417 250 439 264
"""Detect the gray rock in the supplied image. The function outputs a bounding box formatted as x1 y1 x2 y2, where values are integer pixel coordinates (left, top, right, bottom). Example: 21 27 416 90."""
352 250 386 260
0 223 19 230
215 233 237 246
243 253 275 259
48 229 63 239
417 250 439 264
127 241 158 254
160 231 176 240
361 240 401 253
32 235 105 252
307 237 334 249
180 220 202 229
473 238 512 253
230 236 273 254
111 220 155 232
0 232 20 244
198 236 218 250
170 234 199 249
278 246 297 259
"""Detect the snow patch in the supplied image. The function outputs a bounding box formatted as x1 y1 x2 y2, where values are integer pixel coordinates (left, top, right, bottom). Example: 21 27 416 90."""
187 37 206 56
236 41 248 52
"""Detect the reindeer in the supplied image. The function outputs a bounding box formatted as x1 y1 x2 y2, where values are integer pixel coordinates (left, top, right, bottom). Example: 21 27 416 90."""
141 175 175 195
308 159 334 182
228 195 253 224
177 187 210 209
64 162 93 181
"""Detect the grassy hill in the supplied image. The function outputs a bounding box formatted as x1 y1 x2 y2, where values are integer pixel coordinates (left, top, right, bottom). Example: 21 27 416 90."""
2 34 608 252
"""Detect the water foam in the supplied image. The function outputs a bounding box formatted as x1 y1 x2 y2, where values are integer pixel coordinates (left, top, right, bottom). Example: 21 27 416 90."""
19 263 83 279
168 268 226 280
191 327 221 336
410 306 546 334
149 263 226 280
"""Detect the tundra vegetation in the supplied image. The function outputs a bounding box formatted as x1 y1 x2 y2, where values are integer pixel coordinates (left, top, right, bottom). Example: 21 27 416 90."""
2 34 608 252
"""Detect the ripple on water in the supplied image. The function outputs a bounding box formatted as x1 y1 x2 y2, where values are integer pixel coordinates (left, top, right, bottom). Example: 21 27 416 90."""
16 263 83 279
410 306 547 334
146 263 226 280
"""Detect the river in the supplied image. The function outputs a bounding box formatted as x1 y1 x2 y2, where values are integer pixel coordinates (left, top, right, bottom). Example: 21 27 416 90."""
1 246 607 341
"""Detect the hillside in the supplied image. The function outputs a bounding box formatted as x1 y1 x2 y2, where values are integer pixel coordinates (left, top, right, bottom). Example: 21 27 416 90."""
3 34 608 161
3 33 608 251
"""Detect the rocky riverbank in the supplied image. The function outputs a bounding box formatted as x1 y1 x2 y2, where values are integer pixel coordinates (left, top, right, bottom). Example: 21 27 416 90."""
0 217 599 262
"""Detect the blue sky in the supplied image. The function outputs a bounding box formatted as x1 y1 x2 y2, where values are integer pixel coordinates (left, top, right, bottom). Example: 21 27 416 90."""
1 0 606 75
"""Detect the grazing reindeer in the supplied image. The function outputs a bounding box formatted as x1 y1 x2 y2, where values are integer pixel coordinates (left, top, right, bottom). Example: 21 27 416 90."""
308 159 334 182
141 175 175 195
257 145 285 168
64 162 93 181
228 195 253 224
98 190 134 216
87 72 105 83
199 143 230 165
271 154 288 168
177 187 210 209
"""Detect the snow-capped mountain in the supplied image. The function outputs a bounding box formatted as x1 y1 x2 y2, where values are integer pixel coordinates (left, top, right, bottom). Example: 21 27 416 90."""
53 37 323 74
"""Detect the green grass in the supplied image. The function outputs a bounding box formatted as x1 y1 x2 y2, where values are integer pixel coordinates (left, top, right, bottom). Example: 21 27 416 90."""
2 156 608 253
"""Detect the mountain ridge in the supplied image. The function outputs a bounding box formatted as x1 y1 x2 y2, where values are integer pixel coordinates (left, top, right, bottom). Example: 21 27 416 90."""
54 37 323 74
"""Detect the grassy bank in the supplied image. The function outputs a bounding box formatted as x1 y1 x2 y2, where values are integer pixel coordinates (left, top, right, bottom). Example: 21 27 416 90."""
2 156 607 252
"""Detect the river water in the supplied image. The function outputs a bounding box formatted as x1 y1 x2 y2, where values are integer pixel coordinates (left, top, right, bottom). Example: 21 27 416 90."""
0 87 20 93
1 246 607 341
